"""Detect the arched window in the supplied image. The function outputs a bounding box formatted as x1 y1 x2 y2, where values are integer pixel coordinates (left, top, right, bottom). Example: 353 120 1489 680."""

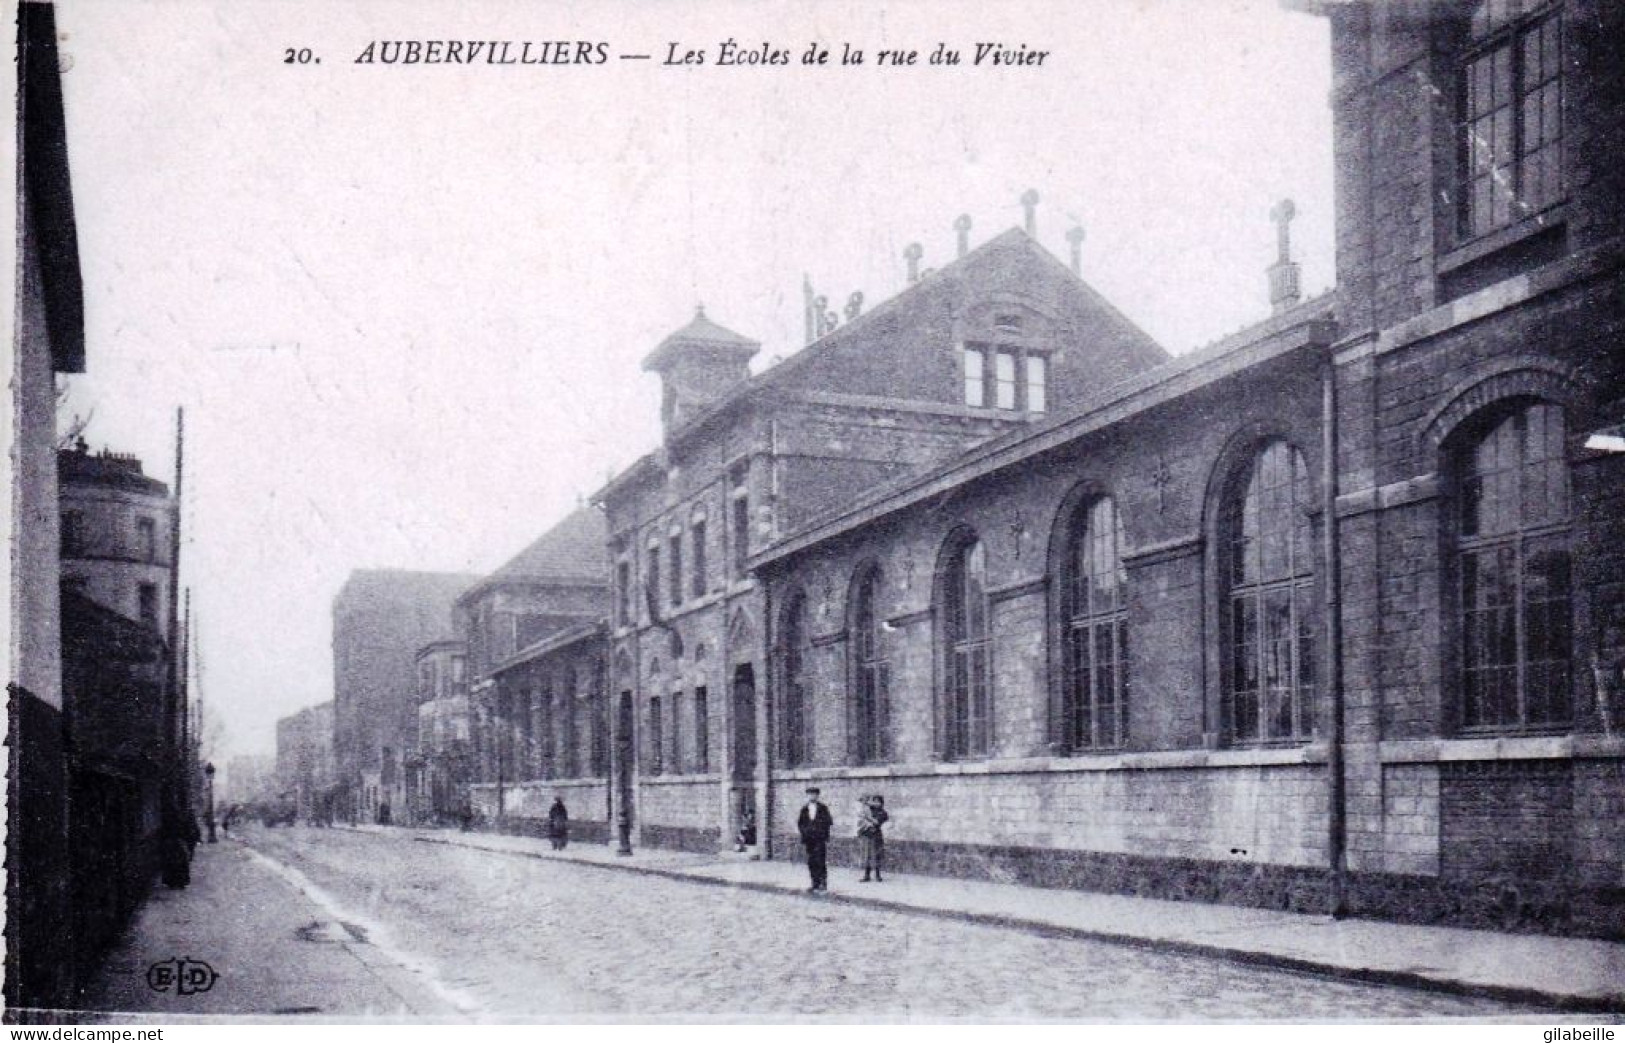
781 593 812 766
943 535 992 758
1453 399 1573 730
1062 497 1127 750
850 566 890 764
1224 440 1315 743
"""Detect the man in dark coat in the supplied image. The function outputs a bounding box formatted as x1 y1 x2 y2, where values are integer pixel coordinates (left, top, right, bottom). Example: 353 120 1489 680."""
796 787 834 891
547 795 570 850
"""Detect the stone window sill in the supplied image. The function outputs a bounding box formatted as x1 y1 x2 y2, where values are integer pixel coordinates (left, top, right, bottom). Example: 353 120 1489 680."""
482 776 609 790
1380 734 1625 763
638 772 723 786
772 745 1328 781
1437 205 1568 277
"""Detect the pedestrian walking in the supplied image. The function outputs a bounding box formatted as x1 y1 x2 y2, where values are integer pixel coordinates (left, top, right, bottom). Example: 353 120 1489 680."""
858 794 889 882
547 795 570 850
797 786 833 891
734 806 757 851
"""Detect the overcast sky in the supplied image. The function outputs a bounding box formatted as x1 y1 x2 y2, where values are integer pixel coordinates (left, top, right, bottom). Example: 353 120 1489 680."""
52 0 1335 758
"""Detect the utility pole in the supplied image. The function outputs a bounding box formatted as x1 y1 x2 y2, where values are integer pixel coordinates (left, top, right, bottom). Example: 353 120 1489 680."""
161 407 189 887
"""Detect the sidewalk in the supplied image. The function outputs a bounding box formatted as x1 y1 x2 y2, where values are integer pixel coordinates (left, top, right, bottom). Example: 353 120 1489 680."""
77 839 465 1021
389 823 1625 1013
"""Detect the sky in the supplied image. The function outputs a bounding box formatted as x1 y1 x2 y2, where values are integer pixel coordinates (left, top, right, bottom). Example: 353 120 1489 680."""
50 0 1335 758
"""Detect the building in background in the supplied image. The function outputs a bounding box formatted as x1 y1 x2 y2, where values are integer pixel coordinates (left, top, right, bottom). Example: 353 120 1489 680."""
58 442 175 639
458 507 608 832
413 639 471 824
223 753 277 808
276 702 335 825
332 569 477 824
408 638 468 823
472 622 609 839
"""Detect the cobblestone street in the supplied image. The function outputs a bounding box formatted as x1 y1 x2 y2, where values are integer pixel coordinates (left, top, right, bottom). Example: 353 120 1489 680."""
113 826 1538 1020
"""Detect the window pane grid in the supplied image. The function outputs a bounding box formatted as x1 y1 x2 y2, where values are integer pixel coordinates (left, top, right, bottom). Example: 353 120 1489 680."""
1458 9 1563 238
1457 403 1573 732
852 572 890 764
783 598 811 766
1226 443 1315 744
945 540 991 759
995 351 1017 410
963 347 986 407
1064 498 1128 751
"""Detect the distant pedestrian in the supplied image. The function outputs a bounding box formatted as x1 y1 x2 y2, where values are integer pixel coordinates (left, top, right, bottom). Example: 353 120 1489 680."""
547 795 570 850
857 794 889 882
734 807 757 851
458 800 474 832
797 787 833 892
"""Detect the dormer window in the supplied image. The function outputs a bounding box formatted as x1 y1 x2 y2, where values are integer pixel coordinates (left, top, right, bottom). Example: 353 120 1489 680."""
963 343 1050 414
1026 353 1048 414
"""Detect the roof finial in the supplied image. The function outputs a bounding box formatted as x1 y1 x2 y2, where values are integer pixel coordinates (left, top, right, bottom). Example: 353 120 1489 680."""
1066 225 1086 277
696 303 707 320
904 242 923 284
954 214 972 258
1267 199 1301 313
1021 189 1039 236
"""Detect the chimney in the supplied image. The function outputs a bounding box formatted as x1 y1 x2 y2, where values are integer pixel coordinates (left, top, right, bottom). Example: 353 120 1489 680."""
803 274 816 345
904 242 923 284
1021 189 1039 236
1066 225 1086 277
1267 198 1302 313
954 214 972 258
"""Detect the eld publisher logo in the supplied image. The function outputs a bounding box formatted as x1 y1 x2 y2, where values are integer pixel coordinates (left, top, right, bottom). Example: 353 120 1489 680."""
146 957 218 996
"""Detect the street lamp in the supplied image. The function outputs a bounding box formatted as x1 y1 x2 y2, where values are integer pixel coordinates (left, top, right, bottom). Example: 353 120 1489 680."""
204 762 217 843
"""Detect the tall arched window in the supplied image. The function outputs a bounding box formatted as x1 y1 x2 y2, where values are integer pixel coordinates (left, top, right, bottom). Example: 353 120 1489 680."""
850 566 890 764
1063 497 1127 750
943 535 992 758
1454 400 1572 730
781 593 812 766
1224 440 1315 743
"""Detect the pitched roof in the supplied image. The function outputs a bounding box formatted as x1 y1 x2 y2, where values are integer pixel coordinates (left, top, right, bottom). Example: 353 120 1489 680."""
469 506 608 599
756 292 1338 568
335 569 481 599
598 227 1138 504
642 306 761 372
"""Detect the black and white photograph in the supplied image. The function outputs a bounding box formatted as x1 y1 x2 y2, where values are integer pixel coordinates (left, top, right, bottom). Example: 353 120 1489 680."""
7 0 1625 1025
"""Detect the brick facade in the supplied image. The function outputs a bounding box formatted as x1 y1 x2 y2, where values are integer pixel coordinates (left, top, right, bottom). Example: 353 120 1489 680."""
451 1 1625 938
567 0 1625 939
592 232 1168 858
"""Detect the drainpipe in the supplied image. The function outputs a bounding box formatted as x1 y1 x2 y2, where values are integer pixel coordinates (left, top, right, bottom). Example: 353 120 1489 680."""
1322 357 1348 918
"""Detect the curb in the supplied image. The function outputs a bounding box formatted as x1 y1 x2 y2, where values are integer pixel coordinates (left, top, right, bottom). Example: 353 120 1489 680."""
403 831 1623 1015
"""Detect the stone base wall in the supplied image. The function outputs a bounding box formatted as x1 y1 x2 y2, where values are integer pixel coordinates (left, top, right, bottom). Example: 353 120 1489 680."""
770 760 1330 868
636 775 721 833
471 778 609 832
641 824 723 853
